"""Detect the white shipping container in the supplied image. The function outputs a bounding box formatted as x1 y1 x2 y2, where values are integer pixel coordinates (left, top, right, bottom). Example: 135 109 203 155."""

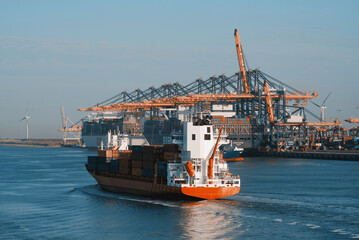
212 104 233 111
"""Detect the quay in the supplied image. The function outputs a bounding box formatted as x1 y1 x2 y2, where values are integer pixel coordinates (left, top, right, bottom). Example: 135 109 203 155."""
243 149 359 161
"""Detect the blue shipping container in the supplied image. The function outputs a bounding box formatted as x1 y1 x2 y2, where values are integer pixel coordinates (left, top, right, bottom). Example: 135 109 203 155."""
129 145 143 153
87 156 98 170
97 163 109 172
158 161 168 177
142 169 154 178
109 159 119 173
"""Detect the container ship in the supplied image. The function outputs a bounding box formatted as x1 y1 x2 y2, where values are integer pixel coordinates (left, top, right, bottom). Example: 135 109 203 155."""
86 119 240 200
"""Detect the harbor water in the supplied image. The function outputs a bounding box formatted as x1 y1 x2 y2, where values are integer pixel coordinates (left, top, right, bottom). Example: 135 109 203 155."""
0 146 358 239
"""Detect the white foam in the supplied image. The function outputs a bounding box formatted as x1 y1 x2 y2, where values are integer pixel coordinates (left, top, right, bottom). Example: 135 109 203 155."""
289 222 298 225
332 229 350 235
305 224 321 229
274 219 283 222
76 185 180 208
351 234 359 239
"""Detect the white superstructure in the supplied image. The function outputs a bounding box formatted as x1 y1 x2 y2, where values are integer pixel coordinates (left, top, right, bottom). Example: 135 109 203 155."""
167 121 240 188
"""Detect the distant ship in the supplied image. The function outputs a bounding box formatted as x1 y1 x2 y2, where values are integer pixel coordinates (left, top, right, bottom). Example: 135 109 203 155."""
86 119 240 200
221 146 244 161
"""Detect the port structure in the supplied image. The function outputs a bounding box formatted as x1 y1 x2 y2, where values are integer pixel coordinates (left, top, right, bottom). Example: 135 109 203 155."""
78 29 344 150
346 118 359 138
59 106 82 146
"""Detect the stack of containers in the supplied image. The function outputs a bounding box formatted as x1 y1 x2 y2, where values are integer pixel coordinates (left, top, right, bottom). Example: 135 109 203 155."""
130 146 143 176
97 157 109 172
142 145 163 178
87 156 98 170
163 144 181 162
97 149 119 158
119 150 132 175
109 158 119 174
85 150 119 173
157 161 168 178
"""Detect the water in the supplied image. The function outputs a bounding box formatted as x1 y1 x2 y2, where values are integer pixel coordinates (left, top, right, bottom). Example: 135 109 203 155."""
0 146 358 239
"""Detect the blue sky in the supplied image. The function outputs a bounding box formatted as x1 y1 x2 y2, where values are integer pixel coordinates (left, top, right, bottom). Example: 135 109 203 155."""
0 0 358 138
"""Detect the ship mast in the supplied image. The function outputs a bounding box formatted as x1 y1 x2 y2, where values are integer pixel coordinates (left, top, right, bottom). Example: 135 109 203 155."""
208 126 224 183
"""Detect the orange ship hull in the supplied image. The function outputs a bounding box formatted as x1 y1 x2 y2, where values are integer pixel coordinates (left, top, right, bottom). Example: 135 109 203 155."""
181 186 240 200
88 169 240 200
223 157 244 162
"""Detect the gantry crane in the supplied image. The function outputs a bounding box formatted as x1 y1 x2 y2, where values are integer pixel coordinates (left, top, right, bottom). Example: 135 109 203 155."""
234 29 249 94
59 106 82 145
76 29 341 150
78 92 318 112
263 80 275 124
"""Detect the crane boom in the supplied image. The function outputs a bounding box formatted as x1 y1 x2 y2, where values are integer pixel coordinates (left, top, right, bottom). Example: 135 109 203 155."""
60 106 67 129
234 29 249 94
78 92 318 112
208 126 224 182
264 80 275 124
345 118 359 123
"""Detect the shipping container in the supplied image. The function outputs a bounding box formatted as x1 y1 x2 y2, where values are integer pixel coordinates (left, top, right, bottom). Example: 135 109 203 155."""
131 168 142 176
119 167 131 175
109 159 119 174
119 151 132 160
97 164 109 172
142 160 155 169
119 158 132 168
132 160 142 169
98 150 118 158
143 145 163 154
129 145 143 153
112 150 119 158
142 169 154 178
97 157 107 164
163 152 180 160
131 153 143 161
158 161 168 177
143 153 154 162
87 156 98 170
163 144 179 152
97 157 109 172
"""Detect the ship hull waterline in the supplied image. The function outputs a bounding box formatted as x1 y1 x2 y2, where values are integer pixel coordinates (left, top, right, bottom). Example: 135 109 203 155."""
88 169 240 200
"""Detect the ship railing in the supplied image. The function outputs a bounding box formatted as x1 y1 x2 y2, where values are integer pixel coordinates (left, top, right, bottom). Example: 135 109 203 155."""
167 160 182 165
213 123 252 135
190 158 204 165
181 181 240 188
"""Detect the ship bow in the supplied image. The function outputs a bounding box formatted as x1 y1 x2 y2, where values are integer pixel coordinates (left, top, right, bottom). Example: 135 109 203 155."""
181 186 240 200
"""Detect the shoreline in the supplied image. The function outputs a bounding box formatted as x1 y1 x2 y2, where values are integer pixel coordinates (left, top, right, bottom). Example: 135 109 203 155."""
0 139 63 148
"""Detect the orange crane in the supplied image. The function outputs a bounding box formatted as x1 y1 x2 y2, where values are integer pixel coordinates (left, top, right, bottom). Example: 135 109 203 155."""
208 126 224 184
58 125 82 132
234 29 249 94
278 122 340 126
78 92 318 112
345 118 359 123
264 80 275 124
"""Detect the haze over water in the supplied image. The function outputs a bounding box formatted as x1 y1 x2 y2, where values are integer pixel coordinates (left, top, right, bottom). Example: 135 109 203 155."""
0 146 358 239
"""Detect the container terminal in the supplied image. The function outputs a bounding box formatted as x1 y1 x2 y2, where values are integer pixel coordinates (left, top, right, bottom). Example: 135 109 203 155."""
60 29 359 161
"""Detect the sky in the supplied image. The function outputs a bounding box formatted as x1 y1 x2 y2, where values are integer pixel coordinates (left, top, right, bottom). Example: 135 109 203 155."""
0 0 358 139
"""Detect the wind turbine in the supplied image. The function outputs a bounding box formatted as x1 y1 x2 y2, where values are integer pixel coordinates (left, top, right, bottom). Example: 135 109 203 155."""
311 91 332 122
19 114 31 140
